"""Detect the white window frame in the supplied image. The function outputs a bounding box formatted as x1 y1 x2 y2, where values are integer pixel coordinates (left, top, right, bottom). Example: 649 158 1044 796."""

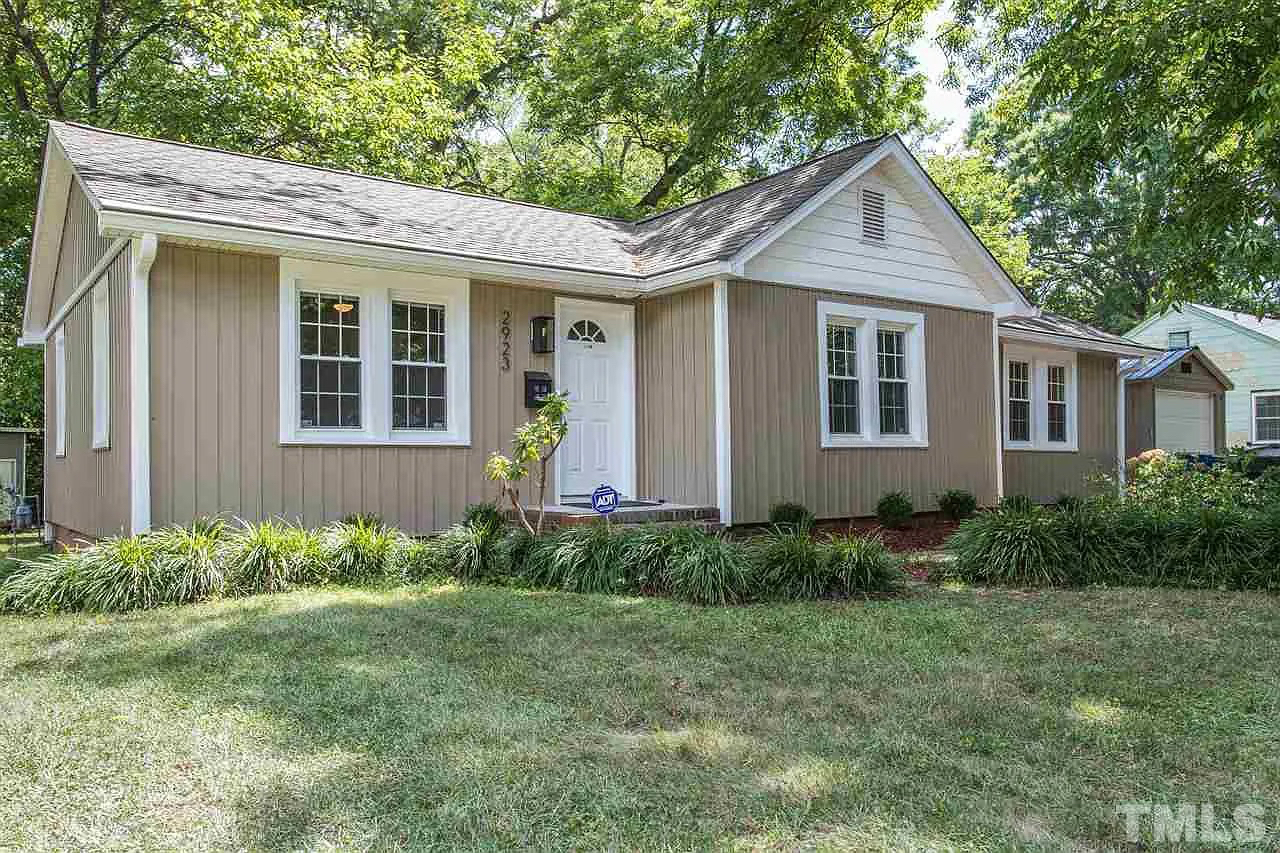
54 325 67 458
1003 344 1078 452
817 300 928 448
91 275 110 449
278 258 470 446
1251 390 1280 445
1167 329 1191 349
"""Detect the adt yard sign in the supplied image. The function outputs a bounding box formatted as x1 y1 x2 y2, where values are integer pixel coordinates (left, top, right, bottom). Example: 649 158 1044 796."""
591 484 620 515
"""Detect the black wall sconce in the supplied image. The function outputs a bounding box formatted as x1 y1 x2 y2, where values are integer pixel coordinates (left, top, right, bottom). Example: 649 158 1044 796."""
531 316 554 353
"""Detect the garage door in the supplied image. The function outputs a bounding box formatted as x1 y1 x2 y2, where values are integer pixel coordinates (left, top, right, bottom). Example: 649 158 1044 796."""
1155 390 1214 454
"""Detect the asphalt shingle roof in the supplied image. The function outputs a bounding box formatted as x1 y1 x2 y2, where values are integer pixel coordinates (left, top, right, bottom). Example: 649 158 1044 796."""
51 121 884 281
999 312 1155 352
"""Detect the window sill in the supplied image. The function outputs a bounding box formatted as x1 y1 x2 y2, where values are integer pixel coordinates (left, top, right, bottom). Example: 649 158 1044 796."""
280 431 470 447
1004 443 1079 453
822 436 929 449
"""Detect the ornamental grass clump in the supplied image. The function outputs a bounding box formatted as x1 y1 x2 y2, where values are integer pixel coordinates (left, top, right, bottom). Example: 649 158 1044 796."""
664 531 752 606
1162 505 1262 589
322 516 403 585
1050 504 1122 586
0 551 88 614
75 534 176 612
222 518 321 594
824 533 900 596
151 518 228 603
947 504 1069 587
432 514 509 581
522 524 632 594
755 528 900 599
621 524 707 594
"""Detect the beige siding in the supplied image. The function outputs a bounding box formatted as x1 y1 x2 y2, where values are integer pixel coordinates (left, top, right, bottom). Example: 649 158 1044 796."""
148 243 581 533
636 286 716 504
48 181 112 320
1125 382 1156 458
727 279 998 523
1003 352 1118 503
44 244 132 538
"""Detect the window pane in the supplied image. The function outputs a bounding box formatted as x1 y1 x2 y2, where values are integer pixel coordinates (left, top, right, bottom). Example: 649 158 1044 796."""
410 304 429 332
877 330 906 380
393 364 407 396
320 326 340 357
1048 402 1067 442
300 294 319 323
407 398 427 429
340 362 360 394
317 394 339 426
1260 419 1280 442
427 366 446 397
879 381 908 434
1009 399 1030 442
300 394 317 428
340 297 358 325
340 395 360 428
408 365 426 396
408 335 427 363
393 397 408 429
300 325 319 356
828 378 859 435
318 360 339 393
428 334 445 364
392 332 409 361
391 302 408 330
427 398 447 430
1168 331 1190 349
1258 396 1280 419
300 360 317 392
342 327 359 359
429 306 445 333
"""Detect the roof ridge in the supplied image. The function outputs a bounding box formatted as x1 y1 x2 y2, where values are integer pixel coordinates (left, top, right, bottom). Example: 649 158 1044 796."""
631 136 889 228
51 120 637 226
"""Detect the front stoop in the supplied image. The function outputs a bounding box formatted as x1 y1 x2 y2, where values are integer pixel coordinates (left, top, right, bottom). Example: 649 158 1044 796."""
516 502 720 527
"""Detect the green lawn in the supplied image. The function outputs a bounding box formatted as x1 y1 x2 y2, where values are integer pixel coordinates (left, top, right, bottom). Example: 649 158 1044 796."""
1 582 1278 850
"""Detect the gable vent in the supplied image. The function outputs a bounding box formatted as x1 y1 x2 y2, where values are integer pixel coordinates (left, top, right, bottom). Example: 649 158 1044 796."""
861 188 887 242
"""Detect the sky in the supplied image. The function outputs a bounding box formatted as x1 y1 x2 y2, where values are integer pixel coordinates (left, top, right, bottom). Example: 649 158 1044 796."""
912 8 973 153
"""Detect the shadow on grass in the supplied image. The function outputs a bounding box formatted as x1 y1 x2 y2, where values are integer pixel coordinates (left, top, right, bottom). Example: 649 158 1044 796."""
9 584 1280 849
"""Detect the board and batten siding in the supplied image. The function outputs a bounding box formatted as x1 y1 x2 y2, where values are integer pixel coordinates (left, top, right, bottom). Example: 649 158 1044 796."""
1003 351 1118 503
635 286 715 505
48 181 113 321
742 162 993 311
146 243 603 532
727 279 998 523
44 242 132 539
1128 310 1280 447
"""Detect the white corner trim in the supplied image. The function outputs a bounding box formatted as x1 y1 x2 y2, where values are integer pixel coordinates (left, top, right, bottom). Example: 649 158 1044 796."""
992 317 1004 501
129 232 158 534
816 300 929 449
277 257 472 447
1116 365 1127 490
713 279 732 525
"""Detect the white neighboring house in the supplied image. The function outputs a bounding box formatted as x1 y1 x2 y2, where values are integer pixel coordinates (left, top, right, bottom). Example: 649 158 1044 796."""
1128 304 1280 448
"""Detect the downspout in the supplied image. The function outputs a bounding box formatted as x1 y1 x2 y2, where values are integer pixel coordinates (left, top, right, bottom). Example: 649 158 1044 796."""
991 316 1004 503
129 233 158 534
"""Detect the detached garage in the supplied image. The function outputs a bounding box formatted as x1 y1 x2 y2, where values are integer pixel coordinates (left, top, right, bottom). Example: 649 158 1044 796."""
1123 348 1233 457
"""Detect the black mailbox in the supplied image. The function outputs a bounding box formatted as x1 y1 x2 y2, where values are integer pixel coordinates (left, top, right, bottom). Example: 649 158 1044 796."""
530 316 554 353
524 371 554 408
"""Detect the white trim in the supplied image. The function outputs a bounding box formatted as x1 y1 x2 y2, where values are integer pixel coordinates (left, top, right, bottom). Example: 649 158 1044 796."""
816 300 928 449
129 233 157 533
1250 389 1280 446
1002 343 1079 452
90 275 110 449
553 296 637 502
713 279 732 525
1116 365 1127 489
32 236 130 343
992 317 1004 501
278 257 471 446
998 326 1155 357
53 326 66 458
644 261 735 292
23 132 73 338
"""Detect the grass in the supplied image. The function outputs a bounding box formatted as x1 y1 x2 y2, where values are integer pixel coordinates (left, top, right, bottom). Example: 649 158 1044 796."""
1 584 1279 850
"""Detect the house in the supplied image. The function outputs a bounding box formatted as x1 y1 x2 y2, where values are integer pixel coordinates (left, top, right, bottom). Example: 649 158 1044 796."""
1128 304 1280 448
19 122 1156 544
1120 348 1233 457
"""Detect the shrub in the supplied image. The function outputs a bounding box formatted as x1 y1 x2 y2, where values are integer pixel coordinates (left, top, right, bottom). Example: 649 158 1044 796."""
392 539 448 583
935 489 977 521
665 532 751 606
622 524 705 594
433 518 508 581
876 491 913 529
1054 493 1083 512
322 517 402 585
223 519 320 594
947 505 1068 586
768 501 815 529
75 535 176 612
463 502 506 530
1051 506 1121 585
1163 506 1261 588
522 524 631 594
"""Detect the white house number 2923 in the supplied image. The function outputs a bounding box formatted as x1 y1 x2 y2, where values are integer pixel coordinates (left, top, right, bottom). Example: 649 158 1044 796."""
499 310 512 371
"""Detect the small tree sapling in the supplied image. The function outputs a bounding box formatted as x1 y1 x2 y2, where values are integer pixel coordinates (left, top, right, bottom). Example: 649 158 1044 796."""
484 392 570 535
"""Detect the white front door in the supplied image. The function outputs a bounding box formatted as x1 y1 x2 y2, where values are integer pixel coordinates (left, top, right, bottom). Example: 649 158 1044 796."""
555 299 635 498
1155 390 1215 454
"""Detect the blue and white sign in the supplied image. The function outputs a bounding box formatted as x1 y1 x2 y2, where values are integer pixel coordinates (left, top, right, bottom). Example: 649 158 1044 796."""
590 484 620 515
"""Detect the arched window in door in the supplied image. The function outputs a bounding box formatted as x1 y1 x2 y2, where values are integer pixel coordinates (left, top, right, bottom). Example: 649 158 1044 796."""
567 319 607 343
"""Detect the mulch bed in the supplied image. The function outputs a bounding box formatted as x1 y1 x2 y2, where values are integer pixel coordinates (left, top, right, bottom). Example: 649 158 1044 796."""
729 514 960 554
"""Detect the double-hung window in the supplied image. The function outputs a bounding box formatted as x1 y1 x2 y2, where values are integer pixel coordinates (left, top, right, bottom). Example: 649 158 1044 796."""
818 301 927 447
1253 392 1280 444
279 258 470 446
1003 345 1077 451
